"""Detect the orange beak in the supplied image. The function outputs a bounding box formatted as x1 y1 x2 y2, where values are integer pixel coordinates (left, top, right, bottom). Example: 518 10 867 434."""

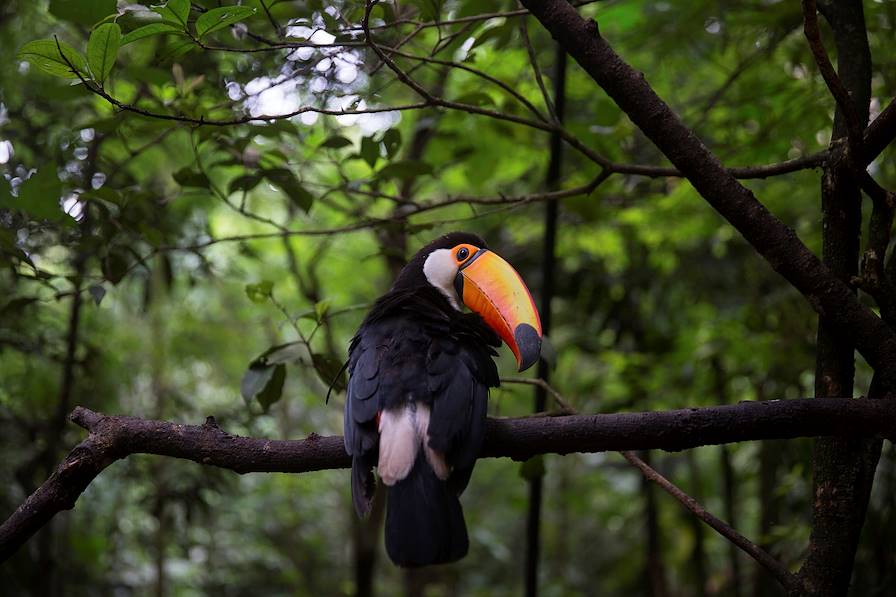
454 249 543 371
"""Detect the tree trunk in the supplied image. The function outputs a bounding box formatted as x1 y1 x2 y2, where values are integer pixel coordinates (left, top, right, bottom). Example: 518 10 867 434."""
801 2 880 595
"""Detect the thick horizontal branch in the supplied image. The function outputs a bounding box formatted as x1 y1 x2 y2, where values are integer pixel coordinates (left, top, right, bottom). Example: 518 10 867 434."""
2 398 895 562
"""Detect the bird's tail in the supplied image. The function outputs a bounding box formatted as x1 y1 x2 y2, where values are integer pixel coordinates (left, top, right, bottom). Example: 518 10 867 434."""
384 452 469 567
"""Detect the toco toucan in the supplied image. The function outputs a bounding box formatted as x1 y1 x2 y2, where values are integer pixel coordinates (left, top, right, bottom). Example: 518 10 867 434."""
344 232 542 567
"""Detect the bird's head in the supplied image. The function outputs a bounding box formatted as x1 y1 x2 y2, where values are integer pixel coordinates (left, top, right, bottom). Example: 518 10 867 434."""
394 232 543 372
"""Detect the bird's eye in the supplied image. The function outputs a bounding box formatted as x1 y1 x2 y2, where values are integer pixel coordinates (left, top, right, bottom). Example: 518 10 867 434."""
456 247 470 261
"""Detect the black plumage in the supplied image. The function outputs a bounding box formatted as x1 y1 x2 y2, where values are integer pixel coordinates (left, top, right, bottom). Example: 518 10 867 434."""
344 233 501 567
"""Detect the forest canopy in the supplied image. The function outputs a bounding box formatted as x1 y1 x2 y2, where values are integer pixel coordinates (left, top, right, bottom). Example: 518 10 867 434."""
1 0 895 596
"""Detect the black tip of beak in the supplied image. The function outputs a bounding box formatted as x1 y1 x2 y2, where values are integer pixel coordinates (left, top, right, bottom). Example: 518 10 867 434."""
514 323 542 372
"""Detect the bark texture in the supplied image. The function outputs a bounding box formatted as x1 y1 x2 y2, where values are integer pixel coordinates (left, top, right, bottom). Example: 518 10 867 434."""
2 399 896 564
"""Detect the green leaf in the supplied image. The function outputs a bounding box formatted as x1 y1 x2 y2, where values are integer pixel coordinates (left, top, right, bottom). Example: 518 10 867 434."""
228 174 262 195
314 299 330 322
360 136 380 168
172 167 210 188
152 0 190 27
159 39 196 62
377 160 433 181
121 22 185 45
196 6 256 38
241 365 274 404
17 39 86 79
471 22 513 51
257 363 286 411
320 135 353 149
240 362 286 411
261 149 289 168
250 342 308 367
87 23 121 85
245 280 274 303
49 0 116 27
262 168 313 212
382 129 402 158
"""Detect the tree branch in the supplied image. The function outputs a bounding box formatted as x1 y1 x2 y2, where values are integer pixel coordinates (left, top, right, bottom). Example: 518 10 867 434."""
864 96 896 163
2 399 895 563
621 451 802 594
517 0 896 386
801 0 864 158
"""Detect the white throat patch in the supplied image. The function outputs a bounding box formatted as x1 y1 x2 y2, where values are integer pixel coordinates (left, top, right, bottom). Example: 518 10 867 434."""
422 248 461 310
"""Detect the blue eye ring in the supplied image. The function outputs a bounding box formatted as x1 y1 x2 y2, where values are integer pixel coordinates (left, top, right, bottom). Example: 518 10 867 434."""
456 247 470 261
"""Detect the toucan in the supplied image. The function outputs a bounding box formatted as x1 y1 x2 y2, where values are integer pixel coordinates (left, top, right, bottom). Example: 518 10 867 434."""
344 232 542 567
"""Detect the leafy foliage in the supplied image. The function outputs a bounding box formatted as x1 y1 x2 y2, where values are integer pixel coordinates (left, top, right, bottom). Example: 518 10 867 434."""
0 0 894 595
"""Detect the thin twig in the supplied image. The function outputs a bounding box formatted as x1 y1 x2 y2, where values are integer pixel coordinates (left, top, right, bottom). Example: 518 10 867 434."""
801 0 864 157
381 47 549 122
517 376 802 594
259 0 282 37
620 451 803 594
517 9 557 122
501 377 575 413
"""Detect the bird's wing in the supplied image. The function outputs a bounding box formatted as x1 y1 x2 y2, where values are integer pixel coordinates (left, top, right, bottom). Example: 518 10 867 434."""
426 335 498 494
344 319 430 516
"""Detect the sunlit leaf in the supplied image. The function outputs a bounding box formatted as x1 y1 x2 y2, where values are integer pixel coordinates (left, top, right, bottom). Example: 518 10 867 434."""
17 39 86 79
87 23 121 85
245 280 274 303
195 6 256 38
152 0 190 27
120 22 185 46
314 299 330 322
